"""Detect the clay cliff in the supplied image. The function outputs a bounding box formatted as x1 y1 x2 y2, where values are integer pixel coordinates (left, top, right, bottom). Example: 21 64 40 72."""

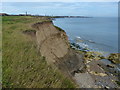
32 21 85 77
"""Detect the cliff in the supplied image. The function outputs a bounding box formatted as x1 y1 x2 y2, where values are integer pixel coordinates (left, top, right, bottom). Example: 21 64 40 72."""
32 21 85 77
32 21 120 88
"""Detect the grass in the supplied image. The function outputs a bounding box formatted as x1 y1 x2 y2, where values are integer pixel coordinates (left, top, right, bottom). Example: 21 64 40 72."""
84 51 105 61
0 16 2 87
115 81 120 86
2 16 76 88
107 53 120 64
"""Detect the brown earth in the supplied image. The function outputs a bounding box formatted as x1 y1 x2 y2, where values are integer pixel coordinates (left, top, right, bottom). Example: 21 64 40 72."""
32 21 86 78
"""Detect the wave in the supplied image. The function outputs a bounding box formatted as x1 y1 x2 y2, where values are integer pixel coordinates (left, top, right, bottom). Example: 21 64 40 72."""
75 36 113 48
76 36 82 39
75 36 95 43
77 42 89 49
70 36 116 55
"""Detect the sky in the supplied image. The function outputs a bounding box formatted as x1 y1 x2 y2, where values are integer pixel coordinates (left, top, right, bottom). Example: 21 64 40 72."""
2 0 119 2
1 2 118 17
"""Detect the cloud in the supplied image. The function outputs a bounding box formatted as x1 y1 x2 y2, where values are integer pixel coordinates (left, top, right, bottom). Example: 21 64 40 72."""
2 2 118 17
2 0 119 2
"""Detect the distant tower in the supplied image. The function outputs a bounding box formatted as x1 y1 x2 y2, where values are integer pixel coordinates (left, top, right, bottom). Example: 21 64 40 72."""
26 11 27 16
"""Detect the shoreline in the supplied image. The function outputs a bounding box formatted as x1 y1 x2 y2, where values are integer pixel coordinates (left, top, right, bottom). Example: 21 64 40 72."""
52 18 118 58
52 20 119 65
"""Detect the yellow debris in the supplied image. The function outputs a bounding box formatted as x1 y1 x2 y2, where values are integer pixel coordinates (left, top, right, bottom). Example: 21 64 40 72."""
89 71 107 76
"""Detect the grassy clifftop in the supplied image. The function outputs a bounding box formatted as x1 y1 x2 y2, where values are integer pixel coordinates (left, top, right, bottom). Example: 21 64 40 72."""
2 16 76 88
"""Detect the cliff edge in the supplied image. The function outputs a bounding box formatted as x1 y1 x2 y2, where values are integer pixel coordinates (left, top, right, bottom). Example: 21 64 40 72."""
32 21 85 77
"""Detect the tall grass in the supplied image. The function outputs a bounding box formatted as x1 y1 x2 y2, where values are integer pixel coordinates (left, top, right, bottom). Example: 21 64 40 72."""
0 16 2 88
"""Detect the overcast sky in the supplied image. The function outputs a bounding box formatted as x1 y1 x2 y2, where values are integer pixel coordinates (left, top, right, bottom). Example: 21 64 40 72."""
2 0 119 2
1 2 118 17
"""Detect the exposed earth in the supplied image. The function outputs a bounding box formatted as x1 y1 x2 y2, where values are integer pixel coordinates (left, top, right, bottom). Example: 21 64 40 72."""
2 16 120 88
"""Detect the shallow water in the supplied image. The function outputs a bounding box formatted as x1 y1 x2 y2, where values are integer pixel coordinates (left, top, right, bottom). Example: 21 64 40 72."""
53 17 118 55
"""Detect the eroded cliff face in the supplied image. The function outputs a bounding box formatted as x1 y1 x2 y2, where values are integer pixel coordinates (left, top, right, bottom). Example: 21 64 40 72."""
32 21 85 76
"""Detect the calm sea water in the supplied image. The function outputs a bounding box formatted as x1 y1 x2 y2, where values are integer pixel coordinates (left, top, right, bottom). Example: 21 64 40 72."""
53 17 118 55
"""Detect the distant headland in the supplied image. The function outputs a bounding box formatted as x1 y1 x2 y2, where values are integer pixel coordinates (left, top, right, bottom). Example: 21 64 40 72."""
0 13 92 18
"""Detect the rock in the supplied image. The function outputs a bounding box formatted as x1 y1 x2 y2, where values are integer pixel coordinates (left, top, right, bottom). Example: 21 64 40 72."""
108 53 120 64
107 64 115 68
32 21 120 88
74 72 96 88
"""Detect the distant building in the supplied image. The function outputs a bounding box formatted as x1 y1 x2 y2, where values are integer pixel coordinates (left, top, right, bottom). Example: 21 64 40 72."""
19 14 26 16
19 14 31 16
0 13 8 16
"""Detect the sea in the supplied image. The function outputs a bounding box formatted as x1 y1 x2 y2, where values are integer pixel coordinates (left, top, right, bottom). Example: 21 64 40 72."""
53 17 118 56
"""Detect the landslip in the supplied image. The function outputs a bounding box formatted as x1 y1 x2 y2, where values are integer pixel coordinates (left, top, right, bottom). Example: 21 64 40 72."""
2 16 120 88
32 21 86 77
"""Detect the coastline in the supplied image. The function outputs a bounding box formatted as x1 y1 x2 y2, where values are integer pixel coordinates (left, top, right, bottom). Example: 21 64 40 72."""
2 16 120 88
52 17 118 56
52 19 120 73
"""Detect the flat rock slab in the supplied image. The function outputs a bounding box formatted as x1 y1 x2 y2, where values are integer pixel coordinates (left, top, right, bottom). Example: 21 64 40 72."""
74 72 96 88
74 60 119 88
87 60 118 88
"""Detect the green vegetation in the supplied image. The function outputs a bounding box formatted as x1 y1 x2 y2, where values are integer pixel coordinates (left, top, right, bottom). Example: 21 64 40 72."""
0 16 2 86
23 29 36 36
70 42 89 52
107 53 120 64
2 16 76 88
115 81 120 86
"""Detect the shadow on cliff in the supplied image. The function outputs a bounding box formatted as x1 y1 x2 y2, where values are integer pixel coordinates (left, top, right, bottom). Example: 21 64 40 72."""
31 21 86 81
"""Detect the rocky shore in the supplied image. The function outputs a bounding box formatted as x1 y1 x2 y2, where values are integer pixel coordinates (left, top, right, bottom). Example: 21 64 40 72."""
71 37 120 88
3 15 119 88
